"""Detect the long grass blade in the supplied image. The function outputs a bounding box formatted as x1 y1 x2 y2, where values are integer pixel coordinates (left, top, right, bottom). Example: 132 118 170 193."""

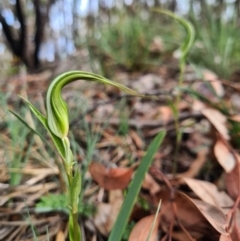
108 130 166 241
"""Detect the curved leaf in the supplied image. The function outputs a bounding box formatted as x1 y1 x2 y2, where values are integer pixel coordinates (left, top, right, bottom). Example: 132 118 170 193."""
46 71 147 138
152 9 195 61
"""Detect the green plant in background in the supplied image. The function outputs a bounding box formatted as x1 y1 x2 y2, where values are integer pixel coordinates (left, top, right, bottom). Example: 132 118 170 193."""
36 193 96 217
6 118 32 185
87 13 175 76
36 194 68 213
153 9 195 172
11 70 164 241
88 14 151 74
189 1 240 79
117 98 130 136
0 93 33 186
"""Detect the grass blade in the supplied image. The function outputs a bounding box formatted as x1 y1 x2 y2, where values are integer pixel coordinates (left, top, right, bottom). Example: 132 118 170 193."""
9 110 46 141
18 96 66 159
146 199 162 241
108 130 166 241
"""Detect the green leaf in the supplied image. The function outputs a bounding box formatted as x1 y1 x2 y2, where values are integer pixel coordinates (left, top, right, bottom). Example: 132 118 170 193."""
108 130 166 241
46 71 149 138
19 96 66 159
36 194 68 213
69 169 81 214
152 9 195 61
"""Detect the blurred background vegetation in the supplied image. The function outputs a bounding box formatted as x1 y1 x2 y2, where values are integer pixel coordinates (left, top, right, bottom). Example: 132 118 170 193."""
0 0 240 79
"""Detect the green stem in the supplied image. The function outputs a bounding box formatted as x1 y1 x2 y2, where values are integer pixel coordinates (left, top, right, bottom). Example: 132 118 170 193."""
68 177 81 241
68 209 81 241
152 9 195 174
62 136 81 241
173 59 185 174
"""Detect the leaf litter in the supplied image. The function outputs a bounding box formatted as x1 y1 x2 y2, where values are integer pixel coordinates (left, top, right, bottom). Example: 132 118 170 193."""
1 54 240 240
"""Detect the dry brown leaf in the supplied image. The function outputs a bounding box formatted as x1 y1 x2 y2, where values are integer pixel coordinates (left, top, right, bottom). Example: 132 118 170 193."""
91 234 97 241
158 106 173 125
129 130 144 149
94 190 123 235
214 138 235 173
95 104 114 118
129 215 160 241
184 178 234 208
132 74 163 92
230 93 240 109
202 108 229 140
210 80 225 98
219 234 232 241
176 149 208 179
203 70 224 97
142 173 161 196
230 222 240 241
225 161 240 200
158 102 188 125
192 100 206 112
89 162 132 190
157 190 213 240
55 230 65 241
228 115 240 123
232 210 240 240
191 199 228 235
156 189 228 240
203 70 218 81
0 182 57 206
94 203 112 235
